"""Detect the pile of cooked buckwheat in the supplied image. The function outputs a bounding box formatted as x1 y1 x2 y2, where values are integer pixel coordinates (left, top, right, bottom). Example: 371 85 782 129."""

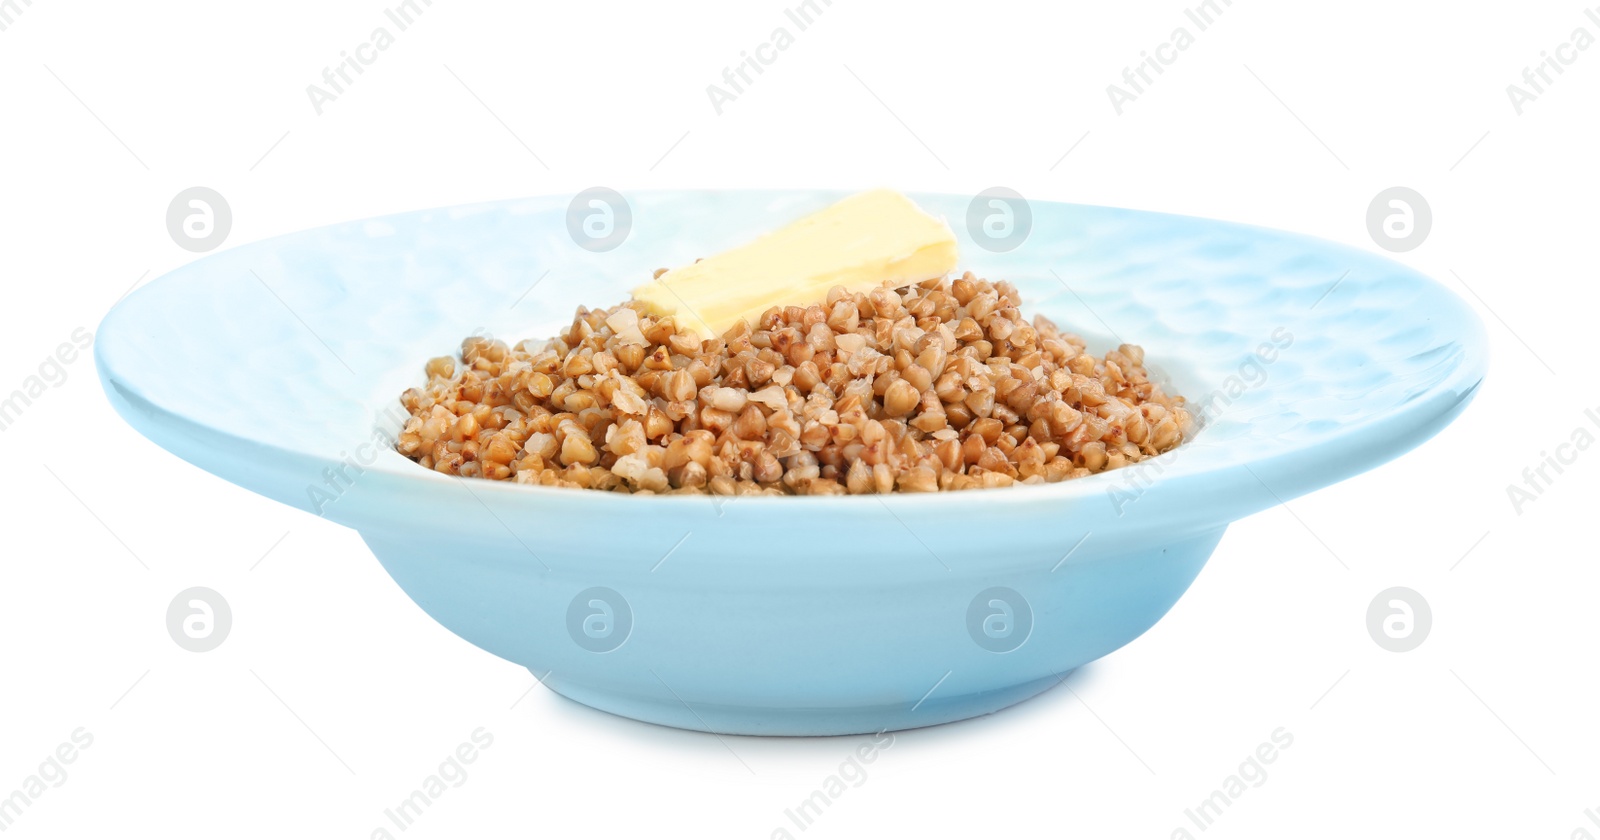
396 272 1192 495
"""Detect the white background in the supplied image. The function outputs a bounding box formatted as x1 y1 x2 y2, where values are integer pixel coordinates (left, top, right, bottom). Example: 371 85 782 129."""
2 1 1597 837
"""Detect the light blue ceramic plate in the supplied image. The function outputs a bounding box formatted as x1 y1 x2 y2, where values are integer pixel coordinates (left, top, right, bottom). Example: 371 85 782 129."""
97 191 1487 736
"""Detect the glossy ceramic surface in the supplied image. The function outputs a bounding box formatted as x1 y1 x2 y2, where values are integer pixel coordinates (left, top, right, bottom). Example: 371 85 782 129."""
97 191 1487 735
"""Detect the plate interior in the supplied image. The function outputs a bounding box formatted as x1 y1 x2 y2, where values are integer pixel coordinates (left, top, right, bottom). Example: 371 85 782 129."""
96 191 1487 528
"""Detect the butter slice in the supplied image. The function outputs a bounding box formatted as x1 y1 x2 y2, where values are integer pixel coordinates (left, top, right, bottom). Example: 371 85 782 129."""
632 189 959 338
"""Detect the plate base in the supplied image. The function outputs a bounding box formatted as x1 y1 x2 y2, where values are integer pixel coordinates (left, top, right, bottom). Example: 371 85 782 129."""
537 669 1068 737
